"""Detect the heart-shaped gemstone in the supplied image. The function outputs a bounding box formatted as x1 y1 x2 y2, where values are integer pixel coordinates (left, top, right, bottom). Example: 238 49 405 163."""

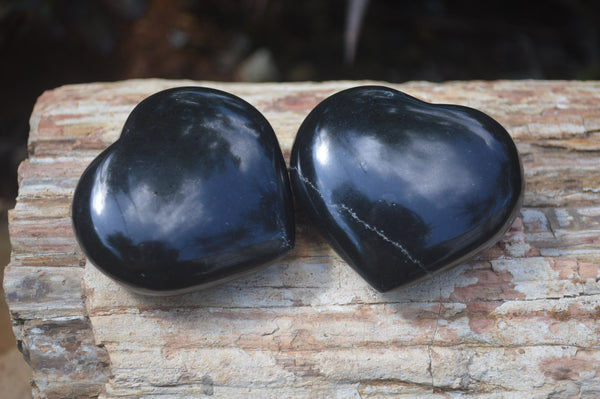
72 87 295 295
290 86 523 292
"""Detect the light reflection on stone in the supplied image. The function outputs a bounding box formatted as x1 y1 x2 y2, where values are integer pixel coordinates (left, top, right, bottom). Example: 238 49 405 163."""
73 87 295 295
291 85 523 292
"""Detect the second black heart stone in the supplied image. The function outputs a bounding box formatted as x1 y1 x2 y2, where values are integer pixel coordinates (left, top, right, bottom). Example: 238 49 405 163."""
72 87 295 295
290 86 523 292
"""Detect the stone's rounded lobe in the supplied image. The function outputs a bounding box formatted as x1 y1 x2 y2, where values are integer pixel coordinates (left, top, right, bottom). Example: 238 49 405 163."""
290 85 523 292
72 87 295 295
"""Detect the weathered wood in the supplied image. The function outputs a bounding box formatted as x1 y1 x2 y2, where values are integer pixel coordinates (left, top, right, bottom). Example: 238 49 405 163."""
5 79 600 398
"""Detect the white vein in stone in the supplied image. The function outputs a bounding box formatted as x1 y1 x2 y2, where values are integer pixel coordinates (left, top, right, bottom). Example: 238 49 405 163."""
339 203 429 274
290 167 429 274
290 167 327 202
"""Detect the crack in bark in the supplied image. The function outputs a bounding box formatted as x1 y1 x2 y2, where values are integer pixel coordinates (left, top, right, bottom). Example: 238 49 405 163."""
428 283 444 388
86 291 600 316
546 210 558 239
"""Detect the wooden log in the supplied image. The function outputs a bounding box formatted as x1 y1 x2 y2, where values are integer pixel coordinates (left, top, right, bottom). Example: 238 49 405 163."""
5 79 600 398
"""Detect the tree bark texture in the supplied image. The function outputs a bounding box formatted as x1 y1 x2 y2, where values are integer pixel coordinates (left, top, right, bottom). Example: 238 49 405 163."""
5 80 600 398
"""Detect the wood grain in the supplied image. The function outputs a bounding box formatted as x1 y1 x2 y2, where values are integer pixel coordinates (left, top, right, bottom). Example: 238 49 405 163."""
5 79 600 398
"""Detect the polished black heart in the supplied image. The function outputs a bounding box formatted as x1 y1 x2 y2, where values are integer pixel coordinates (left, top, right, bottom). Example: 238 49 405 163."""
290 86 523 292
72 87 295 295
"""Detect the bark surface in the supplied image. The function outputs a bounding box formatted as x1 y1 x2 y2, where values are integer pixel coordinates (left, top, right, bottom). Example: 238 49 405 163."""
5 80 600 398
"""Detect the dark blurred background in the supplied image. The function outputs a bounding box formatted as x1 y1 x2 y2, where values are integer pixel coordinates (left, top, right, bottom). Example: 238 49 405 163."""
0 0 599 395
1 0 600 209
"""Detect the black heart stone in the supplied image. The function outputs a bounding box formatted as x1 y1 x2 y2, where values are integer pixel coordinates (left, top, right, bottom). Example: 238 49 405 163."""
72 87 295 295
290 86 523 292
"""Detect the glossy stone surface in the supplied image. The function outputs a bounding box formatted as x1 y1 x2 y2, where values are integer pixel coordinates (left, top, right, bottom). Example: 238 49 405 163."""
72 87 294 295
290 86 523 292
